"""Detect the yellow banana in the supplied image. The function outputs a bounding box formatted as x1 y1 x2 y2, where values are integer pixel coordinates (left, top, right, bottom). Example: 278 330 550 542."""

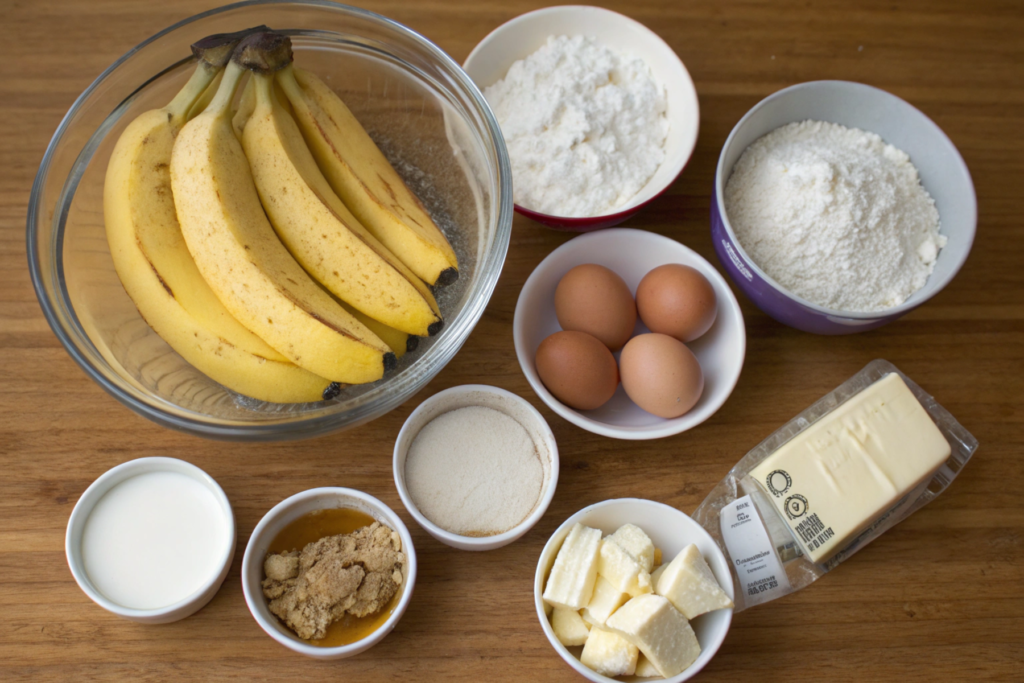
234 76 294 140
339 301 419 359
306 275 419 359
242 70 443 337
277 65 459 286
171 34 395 385
104 32 337 403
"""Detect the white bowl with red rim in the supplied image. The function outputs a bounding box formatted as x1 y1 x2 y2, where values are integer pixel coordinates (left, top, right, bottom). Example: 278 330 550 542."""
463 5 699 231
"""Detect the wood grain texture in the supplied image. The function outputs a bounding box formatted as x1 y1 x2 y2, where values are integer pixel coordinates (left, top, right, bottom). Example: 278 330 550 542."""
1 0 1022 680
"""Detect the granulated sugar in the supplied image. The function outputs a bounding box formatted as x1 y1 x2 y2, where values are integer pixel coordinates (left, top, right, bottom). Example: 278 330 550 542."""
404 406 544 536
725 120 946 312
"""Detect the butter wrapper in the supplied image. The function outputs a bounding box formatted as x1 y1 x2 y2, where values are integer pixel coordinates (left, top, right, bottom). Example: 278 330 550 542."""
692 359 978 611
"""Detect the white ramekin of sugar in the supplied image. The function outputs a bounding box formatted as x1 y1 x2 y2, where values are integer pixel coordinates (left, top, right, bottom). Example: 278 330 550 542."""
393 384 559 551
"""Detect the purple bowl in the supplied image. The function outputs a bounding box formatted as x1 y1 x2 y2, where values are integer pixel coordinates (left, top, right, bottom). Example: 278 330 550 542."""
712 81 976 335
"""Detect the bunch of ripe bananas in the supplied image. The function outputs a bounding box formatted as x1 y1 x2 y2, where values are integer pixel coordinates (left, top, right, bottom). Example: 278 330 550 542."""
104 29 459 403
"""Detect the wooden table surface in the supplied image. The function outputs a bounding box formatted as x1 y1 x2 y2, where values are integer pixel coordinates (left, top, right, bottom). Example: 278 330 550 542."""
2 0 1022 680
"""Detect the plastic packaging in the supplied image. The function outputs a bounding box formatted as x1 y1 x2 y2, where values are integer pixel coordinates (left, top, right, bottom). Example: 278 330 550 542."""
692 359 978 611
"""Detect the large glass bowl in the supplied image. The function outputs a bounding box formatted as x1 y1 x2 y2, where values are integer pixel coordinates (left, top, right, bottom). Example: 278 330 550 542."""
27 0 512 440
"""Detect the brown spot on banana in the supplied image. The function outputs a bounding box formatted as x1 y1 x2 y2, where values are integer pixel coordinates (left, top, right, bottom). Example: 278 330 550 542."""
142 250 174 298
276 286 362 344
377 173 398 202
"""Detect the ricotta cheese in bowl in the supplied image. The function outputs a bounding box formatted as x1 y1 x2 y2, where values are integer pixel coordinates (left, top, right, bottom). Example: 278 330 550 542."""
483 35 668 218
463 5 700 230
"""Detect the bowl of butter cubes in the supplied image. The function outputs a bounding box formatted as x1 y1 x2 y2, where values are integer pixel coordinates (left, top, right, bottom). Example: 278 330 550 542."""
535 498 734 682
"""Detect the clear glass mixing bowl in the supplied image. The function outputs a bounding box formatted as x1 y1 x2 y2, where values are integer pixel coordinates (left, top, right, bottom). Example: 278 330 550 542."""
27 1 512 440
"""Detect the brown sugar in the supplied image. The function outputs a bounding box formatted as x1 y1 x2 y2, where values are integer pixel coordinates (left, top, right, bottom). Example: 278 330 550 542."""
262 511 405 642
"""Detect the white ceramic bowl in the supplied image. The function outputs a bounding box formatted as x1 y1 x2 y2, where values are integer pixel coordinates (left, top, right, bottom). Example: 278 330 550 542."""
393 385 559 551
463 5 699 231
241 488 417 660
514 229 746 440
535 499 734 682
65 457 235 624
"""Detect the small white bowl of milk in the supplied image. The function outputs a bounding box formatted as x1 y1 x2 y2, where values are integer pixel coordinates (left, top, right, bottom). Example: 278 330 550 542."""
65 457 235 623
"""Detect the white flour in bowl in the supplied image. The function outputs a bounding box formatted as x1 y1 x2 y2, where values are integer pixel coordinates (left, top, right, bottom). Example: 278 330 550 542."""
725 120 946 312
483 35 668 217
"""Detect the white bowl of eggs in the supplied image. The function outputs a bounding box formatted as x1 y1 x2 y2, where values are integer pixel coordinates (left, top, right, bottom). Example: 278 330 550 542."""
513 229 746 440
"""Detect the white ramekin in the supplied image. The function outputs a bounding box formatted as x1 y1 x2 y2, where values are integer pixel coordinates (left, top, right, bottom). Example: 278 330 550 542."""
65 456 236 624
241 487 417 659
393 384 559 551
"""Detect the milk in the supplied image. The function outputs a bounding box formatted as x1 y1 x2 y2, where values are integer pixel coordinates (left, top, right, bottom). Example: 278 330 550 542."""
81 471 230 610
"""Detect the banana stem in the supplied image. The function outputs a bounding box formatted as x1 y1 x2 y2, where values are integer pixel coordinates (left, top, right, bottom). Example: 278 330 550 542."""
205 60 249 118
165 61 222 124
186 70 225 121
190 25 271 68
234 31 293 74
163 26 271 125
252 70 275 107
275 64 304 108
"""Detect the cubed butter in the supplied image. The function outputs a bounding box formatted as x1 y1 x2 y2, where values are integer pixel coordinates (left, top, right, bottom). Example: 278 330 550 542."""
598 539 653 597
609 523 656 572
656 544 733 619
582 576 630 626
634 654 662 678
650 562 667 587
543 523 602 610
631 570 653 597
605 594 701 678
580 627 639 677
551 606 590 646
748 373 952 563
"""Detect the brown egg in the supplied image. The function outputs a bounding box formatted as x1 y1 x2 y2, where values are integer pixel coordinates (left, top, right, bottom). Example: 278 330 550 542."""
636 264 717 342
619 333 704 419
555 264 637 351
535 331 619 411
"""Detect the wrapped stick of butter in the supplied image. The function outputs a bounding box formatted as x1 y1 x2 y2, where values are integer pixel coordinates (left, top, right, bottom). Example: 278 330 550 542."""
692 360 977 611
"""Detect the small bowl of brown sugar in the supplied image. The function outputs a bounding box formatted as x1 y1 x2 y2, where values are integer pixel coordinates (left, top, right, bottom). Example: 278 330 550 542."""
394 385 559 551
241 488 417 659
